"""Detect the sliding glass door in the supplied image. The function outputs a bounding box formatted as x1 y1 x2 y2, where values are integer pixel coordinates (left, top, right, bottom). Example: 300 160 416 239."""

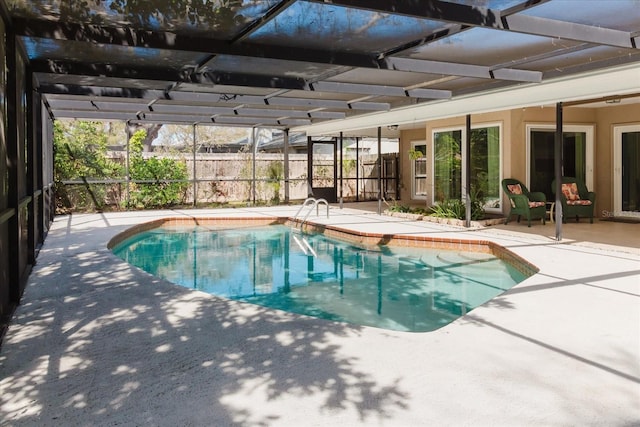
527 125 593 201
614 125 640 217
431 125 501 210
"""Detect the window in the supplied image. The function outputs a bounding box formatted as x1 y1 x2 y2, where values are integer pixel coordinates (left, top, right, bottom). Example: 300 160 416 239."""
410 141 427 198
431 125 501 210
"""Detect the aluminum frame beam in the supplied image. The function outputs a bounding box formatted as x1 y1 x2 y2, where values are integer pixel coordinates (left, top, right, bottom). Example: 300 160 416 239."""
38 83 390 111
17 18 552 84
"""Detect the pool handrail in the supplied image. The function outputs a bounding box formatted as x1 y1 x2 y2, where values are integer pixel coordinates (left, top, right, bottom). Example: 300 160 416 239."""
293 197 318 222
292 234 309 255
294 197 329 229
300 199 329 229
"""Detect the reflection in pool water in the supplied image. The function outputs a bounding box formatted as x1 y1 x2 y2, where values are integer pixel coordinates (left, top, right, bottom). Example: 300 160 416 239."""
112 225 528 332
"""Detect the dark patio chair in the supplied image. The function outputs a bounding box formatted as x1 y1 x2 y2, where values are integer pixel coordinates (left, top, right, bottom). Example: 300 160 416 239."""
502 178 547 227
552 177 596 223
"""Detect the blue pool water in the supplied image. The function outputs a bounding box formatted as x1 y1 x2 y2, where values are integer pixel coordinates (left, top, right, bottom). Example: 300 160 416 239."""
112 225 528 332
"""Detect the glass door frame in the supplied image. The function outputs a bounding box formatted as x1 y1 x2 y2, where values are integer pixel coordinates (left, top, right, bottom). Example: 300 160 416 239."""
525 123 594 194
430 123 503 213
613 124 640 218
307 138 337 203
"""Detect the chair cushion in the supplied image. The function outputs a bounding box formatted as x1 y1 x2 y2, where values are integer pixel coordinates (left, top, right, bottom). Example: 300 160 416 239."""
561 183 580 201
528 201 545 208
507 183 523 195
567 200 592 206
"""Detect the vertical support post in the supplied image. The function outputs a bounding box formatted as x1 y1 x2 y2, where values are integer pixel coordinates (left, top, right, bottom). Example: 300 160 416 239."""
339 132 343 208
125 122 131 209
555 103 564 240
6 29 20 303
376 254 383 314
26 67 36 264
355 137 360 202
284 128 289 204
283 232 291 293
192 124 197 207
333 136 338 204
377 126 382 215
395 151 400 203
464 114 471 227
307 135 312 198
34 92 44 245
252 127 257 205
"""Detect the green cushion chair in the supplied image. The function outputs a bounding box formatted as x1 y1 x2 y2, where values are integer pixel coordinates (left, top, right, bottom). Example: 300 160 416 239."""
502 178 547 227
552 177 596 223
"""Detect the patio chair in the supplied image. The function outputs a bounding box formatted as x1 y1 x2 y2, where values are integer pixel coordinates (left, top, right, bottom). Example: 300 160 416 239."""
552 177 596 223
502 178 547 227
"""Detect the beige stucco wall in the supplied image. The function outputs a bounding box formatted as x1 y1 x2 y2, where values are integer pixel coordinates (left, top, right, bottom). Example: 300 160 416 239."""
398 128 426 203
398 103 640 217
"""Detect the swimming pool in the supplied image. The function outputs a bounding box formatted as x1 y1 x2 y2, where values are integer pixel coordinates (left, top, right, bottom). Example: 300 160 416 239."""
111 223 530 332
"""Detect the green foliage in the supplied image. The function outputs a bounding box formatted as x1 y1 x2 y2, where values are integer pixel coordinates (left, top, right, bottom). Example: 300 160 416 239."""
430 195 484 221
434 131 462 202
236 153 254 202
388 204 412 213
408 147 424 160
54 120 122 180
53 120 123 211
429 199 466 219
127 129 189 209
266 161 284 203
342 158 356 175
107 0 241 29
387 203 429 215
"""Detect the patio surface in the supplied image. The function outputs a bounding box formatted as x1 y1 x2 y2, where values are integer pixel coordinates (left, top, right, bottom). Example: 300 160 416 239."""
1 205 639 426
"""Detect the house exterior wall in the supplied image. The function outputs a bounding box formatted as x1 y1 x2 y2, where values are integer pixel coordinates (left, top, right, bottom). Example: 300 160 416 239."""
398 128 425 202
399 103 640 218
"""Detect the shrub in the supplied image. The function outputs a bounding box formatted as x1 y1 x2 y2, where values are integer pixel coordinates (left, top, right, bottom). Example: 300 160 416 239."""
266 161 284 203
126 130 189 208
430 197 484 220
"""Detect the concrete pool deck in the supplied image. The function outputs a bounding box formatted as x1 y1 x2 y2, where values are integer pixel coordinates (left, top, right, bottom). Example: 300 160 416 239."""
1 205 639 426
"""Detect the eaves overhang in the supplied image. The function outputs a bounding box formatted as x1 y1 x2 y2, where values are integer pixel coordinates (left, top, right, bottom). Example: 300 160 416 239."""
295 63 640 137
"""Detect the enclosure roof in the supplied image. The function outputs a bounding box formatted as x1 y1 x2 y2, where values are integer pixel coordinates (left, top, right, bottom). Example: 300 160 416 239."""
6 0 640 136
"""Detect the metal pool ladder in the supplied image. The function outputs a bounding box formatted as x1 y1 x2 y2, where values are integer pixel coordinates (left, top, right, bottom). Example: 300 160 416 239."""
290 197 329 257
293 197 329 230
292 233 317 257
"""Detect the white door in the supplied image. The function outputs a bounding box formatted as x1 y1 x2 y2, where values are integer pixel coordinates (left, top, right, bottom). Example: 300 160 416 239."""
613 125 640 217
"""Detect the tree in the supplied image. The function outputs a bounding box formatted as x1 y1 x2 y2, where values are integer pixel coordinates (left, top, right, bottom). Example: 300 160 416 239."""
127 122 163 152
54 120 123 211
107 0 242 30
